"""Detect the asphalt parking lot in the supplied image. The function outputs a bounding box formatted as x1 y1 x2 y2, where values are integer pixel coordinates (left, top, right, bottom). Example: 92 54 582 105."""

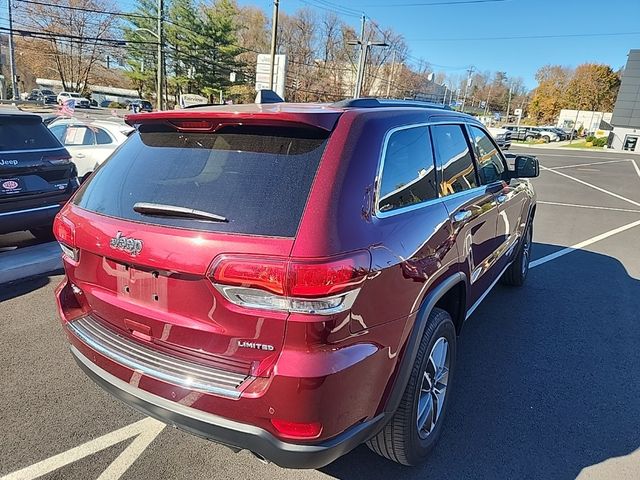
1 147 639 480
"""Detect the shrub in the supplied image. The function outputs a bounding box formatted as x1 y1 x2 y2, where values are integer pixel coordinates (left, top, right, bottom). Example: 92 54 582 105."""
108 101 124 108
593 137 607 147
586 135 596 143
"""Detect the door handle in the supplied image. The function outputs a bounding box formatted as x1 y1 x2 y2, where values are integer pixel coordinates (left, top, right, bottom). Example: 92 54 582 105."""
453 210 472 223
496 194 508 204
75 153 85 158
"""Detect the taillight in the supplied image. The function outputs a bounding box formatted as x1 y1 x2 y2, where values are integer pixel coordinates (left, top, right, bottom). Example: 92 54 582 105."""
43 154 72 165
53 214 79 262
209 252 370 315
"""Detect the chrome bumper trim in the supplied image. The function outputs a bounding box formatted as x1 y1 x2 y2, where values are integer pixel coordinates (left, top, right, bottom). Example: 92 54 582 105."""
67 315 248 398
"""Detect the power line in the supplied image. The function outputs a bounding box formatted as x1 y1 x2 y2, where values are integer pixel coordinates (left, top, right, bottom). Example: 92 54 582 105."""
358 0 507 6
0 26 157 45
15 0 149 19
409 31 640 42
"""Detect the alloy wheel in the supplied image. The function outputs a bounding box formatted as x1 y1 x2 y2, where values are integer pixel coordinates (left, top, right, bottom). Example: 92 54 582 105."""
521 226 532 277
417 337 450 439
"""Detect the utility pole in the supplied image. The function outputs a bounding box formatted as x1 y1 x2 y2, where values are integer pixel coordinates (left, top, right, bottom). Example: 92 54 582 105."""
505 84 513 124
385 49 396 98
7 0 19 100
461 66 474 112
156 0 164 110
350 15 387 98
484 83 493 116
268 0 280 91
353 15 366 98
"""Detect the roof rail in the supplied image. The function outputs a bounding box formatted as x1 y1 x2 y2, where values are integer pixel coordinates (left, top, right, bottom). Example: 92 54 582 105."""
331 98 452 110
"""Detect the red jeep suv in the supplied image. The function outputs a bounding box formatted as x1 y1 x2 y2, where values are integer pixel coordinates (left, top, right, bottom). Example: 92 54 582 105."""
54 99 538 468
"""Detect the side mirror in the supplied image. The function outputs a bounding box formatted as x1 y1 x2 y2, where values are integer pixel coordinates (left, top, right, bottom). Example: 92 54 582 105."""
513 155 539 178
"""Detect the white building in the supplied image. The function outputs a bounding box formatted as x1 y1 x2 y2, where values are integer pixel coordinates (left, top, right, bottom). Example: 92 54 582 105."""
556 109 613 134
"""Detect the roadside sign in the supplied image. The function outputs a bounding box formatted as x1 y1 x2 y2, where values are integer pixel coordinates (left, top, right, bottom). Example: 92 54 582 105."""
255 54 286 99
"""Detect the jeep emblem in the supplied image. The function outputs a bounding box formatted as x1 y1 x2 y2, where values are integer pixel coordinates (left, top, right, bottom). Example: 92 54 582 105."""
109 232 143 256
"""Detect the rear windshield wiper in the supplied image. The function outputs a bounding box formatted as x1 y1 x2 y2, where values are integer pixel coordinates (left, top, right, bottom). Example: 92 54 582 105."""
133 202 228 223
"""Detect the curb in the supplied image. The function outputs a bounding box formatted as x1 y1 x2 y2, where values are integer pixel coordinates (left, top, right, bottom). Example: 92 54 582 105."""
0 242 63 285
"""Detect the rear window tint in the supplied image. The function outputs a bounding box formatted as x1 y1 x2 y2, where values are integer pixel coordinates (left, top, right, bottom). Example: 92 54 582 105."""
0 118 63 151
73 125 328 237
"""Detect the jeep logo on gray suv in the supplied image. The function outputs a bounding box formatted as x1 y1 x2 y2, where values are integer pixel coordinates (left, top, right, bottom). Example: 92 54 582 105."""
109 232 143 256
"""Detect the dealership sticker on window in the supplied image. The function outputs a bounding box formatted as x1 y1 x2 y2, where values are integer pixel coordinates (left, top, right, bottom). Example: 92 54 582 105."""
1 178 24 194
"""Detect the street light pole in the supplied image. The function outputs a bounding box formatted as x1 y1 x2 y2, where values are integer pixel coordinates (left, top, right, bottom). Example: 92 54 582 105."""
157 0 164 110
268 0 279 91
7 0 19 100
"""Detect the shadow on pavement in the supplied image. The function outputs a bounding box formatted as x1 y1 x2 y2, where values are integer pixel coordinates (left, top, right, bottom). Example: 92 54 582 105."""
0 275 52 302
321 243 640 480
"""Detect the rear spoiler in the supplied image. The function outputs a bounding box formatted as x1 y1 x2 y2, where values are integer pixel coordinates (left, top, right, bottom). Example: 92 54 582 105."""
125 109 342 132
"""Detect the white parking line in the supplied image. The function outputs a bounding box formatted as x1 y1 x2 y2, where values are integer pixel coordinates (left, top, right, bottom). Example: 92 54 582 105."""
630 158 640 180
531 218 640 268
1 418 165 480
517 152 625 160
96 420 166 480
547 159 630 170
537 201 640 214
540 166 640 208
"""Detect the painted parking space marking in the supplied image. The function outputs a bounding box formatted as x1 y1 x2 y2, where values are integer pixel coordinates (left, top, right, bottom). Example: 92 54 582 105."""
540 166 640 208
1 418 165 480
630 158 640 180
537 201 640 214
547 159 630 170
530 218 640 269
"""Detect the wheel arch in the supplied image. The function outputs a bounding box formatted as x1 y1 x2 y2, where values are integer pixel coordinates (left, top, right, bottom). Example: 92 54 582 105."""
381 272 467 417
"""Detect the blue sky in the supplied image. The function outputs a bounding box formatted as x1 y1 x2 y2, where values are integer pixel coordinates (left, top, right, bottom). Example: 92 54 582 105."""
238 0 640 88
4 0 638 89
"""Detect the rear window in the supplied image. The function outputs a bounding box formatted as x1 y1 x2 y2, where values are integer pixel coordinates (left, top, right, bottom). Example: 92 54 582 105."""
0 117 63 151
73 124 329 237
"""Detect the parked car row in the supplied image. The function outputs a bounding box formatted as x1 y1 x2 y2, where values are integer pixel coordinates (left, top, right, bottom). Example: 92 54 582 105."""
0 110 133 239
500 125 574 143
24 89 153 112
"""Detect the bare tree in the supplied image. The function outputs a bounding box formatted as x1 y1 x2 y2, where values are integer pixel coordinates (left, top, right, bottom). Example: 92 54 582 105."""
17 0 121 93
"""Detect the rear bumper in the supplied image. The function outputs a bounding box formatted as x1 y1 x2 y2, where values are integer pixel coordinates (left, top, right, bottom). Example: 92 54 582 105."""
72 345 385 468
0 203 61 234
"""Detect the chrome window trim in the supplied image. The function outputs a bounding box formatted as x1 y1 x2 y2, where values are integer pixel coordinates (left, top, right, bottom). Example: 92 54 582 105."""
374 120 478 219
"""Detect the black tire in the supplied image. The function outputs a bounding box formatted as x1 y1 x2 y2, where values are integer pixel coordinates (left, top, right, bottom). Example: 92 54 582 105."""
502 221 533 286
29 226 55 242
542 135 550 143
367 307 457 465
525 135 534 141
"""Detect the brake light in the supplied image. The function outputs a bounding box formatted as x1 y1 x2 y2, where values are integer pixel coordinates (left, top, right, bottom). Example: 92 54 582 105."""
270 419 322 439
210 252 370 315
214 257 286 295
53 214 78 262
288 256 367 297
169 120 215 132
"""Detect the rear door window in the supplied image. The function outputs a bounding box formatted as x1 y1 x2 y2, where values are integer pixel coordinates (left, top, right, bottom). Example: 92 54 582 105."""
73 125 329 237
431 124 478 196
378 126 437 213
